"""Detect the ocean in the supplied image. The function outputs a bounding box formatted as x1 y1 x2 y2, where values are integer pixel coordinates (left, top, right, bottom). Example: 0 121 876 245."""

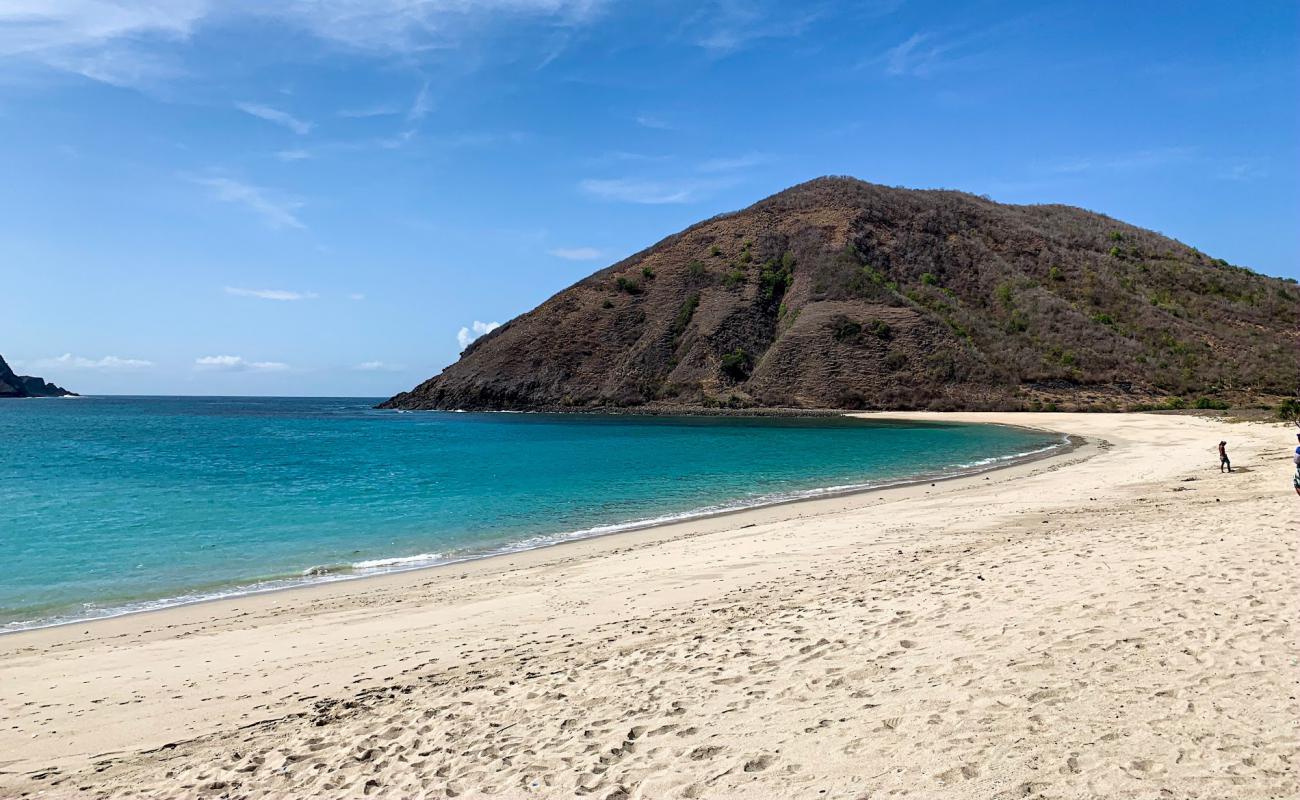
0 396 1064 631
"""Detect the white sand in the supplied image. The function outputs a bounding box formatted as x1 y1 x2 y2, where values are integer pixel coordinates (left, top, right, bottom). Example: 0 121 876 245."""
1 412 1295 799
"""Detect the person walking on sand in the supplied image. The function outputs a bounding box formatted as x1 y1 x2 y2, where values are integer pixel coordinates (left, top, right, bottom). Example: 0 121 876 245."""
1218 440 1231 473
1294 465 1300 497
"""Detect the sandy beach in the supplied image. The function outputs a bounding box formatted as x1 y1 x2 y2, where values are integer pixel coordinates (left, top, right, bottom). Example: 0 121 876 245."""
1 412 1295 799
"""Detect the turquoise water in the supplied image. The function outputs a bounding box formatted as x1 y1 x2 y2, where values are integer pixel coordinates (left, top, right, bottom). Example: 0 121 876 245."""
0 397 1063 630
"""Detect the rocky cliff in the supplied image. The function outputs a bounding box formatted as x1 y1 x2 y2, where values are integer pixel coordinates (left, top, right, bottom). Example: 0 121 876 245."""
0 354 75 398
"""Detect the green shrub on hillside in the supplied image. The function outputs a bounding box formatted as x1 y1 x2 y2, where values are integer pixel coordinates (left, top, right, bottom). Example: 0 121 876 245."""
671 292 700 338
759 251 795 304
829 316 861 341
720 348 752 380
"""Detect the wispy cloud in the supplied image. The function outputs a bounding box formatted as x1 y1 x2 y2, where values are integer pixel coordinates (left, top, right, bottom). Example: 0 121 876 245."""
348 292 366 301
236 102 313 135
195 355 289 372
698 152 768 172
882 32 956 77
457 320 500 350
549 247 604 260
1216 159 1267 182
634 113 674 130
876 17 1039 78
29 353 153 370
224 286 318 301
688 1 824 55
0 1 204 88
407 81 433 121
579 176 735 205
337 104 401 119
192 176 305 230
354 360 403 371
430 131 529 148
1041 147 1196 174
275 148 312 161
582 151 674 167
1 1 609 87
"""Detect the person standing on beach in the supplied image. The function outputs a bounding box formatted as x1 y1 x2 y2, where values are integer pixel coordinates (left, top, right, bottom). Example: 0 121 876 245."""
1218 441 1231 473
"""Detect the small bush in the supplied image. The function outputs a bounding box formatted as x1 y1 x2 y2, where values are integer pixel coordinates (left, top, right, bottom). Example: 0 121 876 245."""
995 283 1013 306
829 316 861 342
671 292 700 338
601 299 614 309
759 251 795 305
921 272 939 286
686 260 707 282
615 276 642 294
1091 312 1115 326
709 245 722 257
1277 398 1300 420
641 266 656 279
869 319 892 339
1108 231 1124 242
1193 397 1229 410
1049 265 1064 281
724 268 746 288
720 348 752 380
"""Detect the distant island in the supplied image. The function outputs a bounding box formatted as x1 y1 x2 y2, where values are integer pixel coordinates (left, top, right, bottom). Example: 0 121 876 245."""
0 354 75 398
382 176 1299 412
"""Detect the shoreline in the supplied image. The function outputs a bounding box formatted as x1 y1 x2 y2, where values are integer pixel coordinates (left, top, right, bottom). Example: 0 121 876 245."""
0 420 1074 636
4 411 1294 799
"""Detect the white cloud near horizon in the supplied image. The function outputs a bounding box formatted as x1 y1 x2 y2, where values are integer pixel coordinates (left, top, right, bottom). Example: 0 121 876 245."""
548 246 604 260
193 176 305 230
457 320 500 350
224 286 318 301
355 360 403 371
28 353 153 370
236 101 312 134
195 354 289 372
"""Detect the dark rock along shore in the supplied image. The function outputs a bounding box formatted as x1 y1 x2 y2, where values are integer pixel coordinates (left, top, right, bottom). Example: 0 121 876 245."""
0 354 75 398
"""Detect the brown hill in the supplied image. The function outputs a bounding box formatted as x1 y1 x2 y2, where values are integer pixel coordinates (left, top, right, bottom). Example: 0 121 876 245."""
382 177 1299 412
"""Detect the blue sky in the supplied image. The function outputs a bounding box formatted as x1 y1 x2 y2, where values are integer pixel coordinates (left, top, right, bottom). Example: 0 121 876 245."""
1 1 1296 396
